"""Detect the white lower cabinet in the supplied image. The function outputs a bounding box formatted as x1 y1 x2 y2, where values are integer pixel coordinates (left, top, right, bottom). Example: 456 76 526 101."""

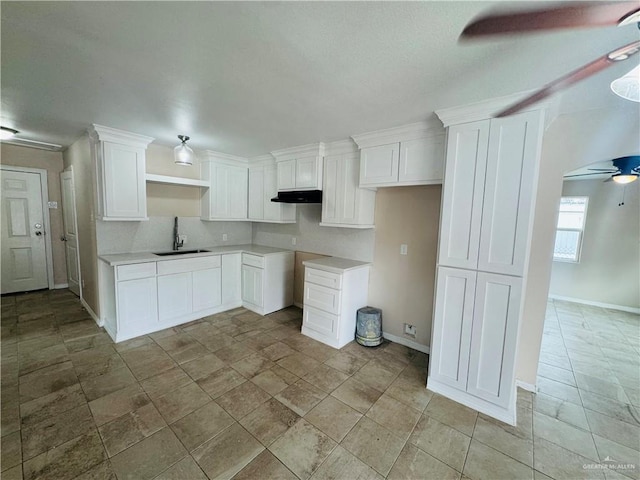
241 264 264 309
193 268 222 311
427 266 523 424
116 276 158 336
241 251 294 315
301 261 370 349
157 272 192 322
100 249 293 343
221 253 241 306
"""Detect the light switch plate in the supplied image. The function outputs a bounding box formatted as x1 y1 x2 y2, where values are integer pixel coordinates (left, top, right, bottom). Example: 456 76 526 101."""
222 233 228 241
400 244 408 255
48 201 58 209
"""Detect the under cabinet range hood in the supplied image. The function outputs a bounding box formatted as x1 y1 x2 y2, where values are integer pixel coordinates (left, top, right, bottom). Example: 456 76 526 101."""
271 190 322 204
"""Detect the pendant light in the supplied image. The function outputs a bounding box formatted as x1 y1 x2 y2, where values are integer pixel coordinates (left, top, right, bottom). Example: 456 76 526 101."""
174 135 194 166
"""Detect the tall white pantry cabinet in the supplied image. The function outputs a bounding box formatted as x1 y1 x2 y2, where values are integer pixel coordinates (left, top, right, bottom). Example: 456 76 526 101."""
428 107 545 425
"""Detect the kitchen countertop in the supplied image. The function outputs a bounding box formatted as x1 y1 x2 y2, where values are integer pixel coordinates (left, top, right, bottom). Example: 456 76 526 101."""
99 244 293 266
302 256 371 273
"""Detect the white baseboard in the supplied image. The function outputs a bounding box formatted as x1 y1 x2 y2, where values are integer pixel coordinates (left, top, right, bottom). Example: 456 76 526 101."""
81 298 103 327
382 331 430 354
516 380 537 393
53 283 69 289
549 294 640 315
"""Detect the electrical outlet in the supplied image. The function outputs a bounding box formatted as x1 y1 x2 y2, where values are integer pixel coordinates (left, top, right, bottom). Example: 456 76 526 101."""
222 233 228 241
178 234 187 244
400 244 408 255
404 323 416 337
292 237 297 246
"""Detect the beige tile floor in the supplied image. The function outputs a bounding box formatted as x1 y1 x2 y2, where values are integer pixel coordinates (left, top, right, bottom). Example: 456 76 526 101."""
1 291 639 479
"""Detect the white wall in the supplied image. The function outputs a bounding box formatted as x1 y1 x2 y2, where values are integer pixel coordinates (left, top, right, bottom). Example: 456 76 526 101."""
252 204 375 262
549 179 639 309
62 135 100 316
516 104 640 387
97 217 252 254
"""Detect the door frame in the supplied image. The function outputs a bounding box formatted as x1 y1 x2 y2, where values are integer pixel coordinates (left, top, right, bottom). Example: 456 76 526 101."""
0 165 55 290
61 165 83 299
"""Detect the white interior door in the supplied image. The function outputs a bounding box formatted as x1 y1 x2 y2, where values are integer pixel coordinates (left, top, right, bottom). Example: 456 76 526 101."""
1 169 49 293
60 169 81 297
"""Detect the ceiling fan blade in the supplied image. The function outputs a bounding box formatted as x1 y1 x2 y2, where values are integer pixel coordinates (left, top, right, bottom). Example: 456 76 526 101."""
588 168 619 172
603 177 614 182
461 2 640 38
496 41 640 117
565 172 616 178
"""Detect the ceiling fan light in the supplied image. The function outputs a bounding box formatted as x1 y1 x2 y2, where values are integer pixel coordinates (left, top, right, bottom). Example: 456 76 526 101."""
610 65 640 102
0 126 19 140
174 135 194 166
612 174 638 184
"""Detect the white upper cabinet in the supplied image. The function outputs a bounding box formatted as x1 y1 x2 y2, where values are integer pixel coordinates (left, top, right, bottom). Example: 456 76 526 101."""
248 156 296 223
321 141 376 229
438 120 490 270
272 143 324 191
478 111 543 276
89 124 154 221
352 121 445 188
438 111 544 276
200 152 249 221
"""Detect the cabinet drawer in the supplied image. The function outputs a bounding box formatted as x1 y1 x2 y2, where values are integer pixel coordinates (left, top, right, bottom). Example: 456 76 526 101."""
304 268 342 290
117 262 156 281
242 253 264 269
303 305 338 338
157 255 221 275
304 282 341 315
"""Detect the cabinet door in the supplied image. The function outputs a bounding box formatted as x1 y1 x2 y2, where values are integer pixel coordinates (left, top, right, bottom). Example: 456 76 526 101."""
321 154 340 224
193 268 222 311
399 137 445 184
222 253 241 305
241 264 263 307
296 156 319 189
211 164 231 218
157 273 192 322
478 111 543 276
248 166 264 220
117 277 158 332
467 273 522 408
277 160 296 190
429 267 476 390
102 142 146 219
359 143 399 187
228 166 248 219
438 120 489 269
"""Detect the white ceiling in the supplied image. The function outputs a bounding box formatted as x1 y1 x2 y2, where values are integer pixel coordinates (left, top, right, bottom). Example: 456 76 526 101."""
2 1 639 157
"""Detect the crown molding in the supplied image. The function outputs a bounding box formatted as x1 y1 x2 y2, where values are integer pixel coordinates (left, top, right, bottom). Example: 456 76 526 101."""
200 149 248 166
351 119 444 150
324 138 358 156
248 153 276 166
88 124 154 148
2 138 63 152
435 90 553 127
271 142 325 162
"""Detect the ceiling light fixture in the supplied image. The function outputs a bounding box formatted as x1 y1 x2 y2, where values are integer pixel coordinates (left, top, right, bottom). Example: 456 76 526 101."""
174 135 194 166
611 65 640 102
0 126 19 140
612 173 638 184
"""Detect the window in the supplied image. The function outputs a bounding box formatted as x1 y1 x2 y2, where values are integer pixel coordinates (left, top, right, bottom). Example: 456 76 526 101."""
553 196 588 262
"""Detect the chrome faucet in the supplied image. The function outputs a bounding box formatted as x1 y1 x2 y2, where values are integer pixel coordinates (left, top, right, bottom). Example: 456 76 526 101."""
173 216 184 251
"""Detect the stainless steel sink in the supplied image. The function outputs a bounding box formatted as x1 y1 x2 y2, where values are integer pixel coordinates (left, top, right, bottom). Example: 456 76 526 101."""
153 249 210 256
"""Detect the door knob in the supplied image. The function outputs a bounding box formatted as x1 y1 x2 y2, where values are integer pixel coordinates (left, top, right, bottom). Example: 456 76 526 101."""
34 223 42 229
61 235 67 242
35 231 43 236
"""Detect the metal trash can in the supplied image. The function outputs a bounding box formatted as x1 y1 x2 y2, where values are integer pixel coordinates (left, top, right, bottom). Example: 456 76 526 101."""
356 306 382 347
